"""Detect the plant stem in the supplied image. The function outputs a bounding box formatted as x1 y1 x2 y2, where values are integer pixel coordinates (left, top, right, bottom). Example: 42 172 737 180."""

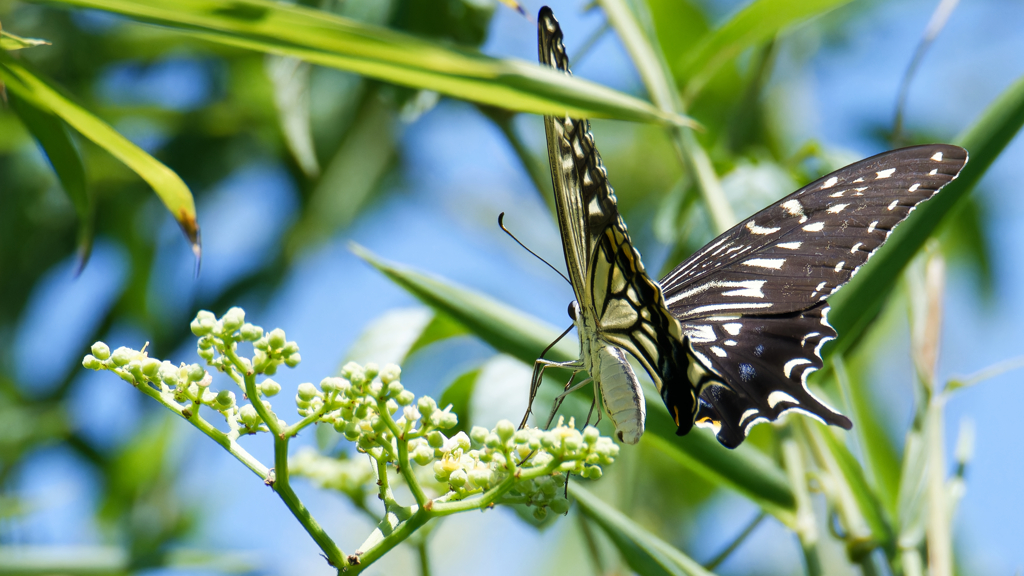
782 437 822 576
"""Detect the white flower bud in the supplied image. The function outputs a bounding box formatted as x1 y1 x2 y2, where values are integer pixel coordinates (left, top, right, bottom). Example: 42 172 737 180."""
90 342 110 361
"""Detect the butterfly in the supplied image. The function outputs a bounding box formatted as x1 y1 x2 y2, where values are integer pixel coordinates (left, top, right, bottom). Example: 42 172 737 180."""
528 6 969 448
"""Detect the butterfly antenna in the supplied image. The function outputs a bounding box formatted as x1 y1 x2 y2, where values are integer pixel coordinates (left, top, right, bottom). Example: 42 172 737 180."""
498 212 571 286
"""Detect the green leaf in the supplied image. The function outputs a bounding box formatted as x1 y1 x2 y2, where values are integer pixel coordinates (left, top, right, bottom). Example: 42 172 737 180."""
438 367 481 437
287 95 396 253
0 51 200 254
679 0 853 101
0 30 51 50
266 55 319 178
804 421 895 560
351 243 576 365
828 71 1024 354
342 307 437 368
27 0 694 127
353 245 797 520
571 484 717 576
6 91 94 265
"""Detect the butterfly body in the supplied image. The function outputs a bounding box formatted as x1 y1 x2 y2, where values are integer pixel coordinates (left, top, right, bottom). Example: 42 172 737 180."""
533 7 968 449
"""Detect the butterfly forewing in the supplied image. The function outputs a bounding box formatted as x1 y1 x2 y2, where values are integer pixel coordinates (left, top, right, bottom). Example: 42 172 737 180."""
537 8 695 436
661 145 968 320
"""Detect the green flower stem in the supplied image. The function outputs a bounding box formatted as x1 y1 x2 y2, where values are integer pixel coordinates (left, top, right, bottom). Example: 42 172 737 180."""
373 454 401 512
113 368 269 479
373 396 428 507
354 457 564 572
782 436 822 576
225 358 347 569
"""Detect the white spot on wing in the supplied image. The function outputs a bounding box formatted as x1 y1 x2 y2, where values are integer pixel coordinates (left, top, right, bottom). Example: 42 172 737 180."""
829 190 846 198
800 332 820 347
827 203 849 214
909 183 920 192
724 340 737 346
821 176 839 189
685 324 716 343
853 177 865 183
929 169 938 175
746 221 781 235
877 168 896 179
743 258 785 270
685 302 773 315
783 358 812 378
803 222 824 232
781 199 808 223
777 242 802 250
768 391 799 408
710 346 727 358
834 261 845 273
887 200 899 211
721 280 767 298
740 409 759 424
931 151 943 161
851 242 863 253
868 221 878 233
722 323 742 336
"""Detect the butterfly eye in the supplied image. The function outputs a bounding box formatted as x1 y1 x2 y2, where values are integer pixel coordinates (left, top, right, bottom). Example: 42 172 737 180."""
567 302 577 320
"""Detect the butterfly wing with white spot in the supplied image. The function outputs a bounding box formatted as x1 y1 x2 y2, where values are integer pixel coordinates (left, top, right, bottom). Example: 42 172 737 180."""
679 303 850 448
661 145 968 320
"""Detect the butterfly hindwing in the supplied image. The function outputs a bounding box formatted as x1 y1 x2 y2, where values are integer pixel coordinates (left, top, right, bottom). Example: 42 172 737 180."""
681 303 849 448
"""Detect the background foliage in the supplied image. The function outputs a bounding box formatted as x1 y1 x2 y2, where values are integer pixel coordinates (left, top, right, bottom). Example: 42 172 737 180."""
1 0 1022 574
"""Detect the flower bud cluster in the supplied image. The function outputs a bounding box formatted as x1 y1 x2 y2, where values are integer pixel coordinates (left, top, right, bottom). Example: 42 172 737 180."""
190 308 299 376
431 417 619 516
82 341 228 412
304 362 459 459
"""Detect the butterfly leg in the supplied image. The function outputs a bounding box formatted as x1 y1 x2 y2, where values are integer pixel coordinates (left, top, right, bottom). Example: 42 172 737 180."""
520 357 583 430
543 376 593 429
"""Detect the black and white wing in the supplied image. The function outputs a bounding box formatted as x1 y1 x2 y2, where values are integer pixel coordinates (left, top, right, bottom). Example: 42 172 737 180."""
660 145 968 447
538 7 695 426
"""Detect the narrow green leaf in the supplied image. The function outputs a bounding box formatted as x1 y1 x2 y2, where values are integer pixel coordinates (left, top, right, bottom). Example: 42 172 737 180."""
806 422 895 560
353 245 797 519
27 0 694 127
6 91 94 264
0 30 51 50
644 407 796 525
266 55 319 178
828 71 1024 352
288 95 396 253
0 52 200 254
679 0 853 100
599 0 735 233
571 484 717 576
351 243 576 365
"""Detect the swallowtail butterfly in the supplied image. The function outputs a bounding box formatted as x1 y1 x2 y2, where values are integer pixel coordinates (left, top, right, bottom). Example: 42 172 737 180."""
531 7 968 448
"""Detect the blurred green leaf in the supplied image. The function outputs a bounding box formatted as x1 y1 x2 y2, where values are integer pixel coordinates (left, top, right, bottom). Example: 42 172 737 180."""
353 245 798 521
828 71 1024 354
351 243 576 364
679 0 853 101
0 29 51 50
0 51 200 253
805 422 895 560
266 55 319 178
28 0 695 127
834 357 901 516
288 94 396 254
438 367 480 437
6 91 94 265
343 307 437 368
571 484 716 576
